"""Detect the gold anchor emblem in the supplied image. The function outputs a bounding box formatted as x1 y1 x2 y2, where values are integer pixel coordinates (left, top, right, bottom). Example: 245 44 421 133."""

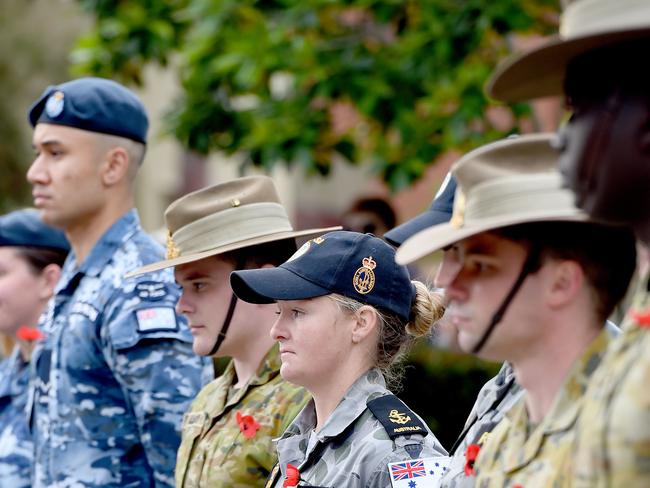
166 231 181 259
388 409 411 425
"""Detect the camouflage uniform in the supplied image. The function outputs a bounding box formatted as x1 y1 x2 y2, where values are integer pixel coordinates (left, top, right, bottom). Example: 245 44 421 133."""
570 272 650 487
28 210 211 487
0 347 32 488
473 328 613 488
267 368 447 488
441 362 522 488
175 344 309 487
442 321 619 488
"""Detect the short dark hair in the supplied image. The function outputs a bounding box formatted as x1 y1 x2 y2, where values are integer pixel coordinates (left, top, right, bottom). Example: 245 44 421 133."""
17 246 68 274
494 222 636 322
220 238 298 270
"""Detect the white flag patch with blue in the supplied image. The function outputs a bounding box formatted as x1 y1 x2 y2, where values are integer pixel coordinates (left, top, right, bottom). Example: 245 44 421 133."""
388 456 452 487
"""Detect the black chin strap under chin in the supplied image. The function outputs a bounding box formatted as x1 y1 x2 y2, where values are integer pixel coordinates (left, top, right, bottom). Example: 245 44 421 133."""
470 244 541 355
208 256 245 356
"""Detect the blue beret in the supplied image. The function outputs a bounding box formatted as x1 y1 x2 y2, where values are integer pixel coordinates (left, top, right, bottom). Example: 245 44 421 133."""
384 173 456 247
28 77 148 144
231 231 415 322
0 209 70 252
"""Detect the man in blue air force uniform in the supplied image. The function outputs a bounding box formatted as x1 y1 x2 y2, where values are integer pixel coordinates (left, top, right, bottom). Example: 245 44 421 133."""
26 77 210 487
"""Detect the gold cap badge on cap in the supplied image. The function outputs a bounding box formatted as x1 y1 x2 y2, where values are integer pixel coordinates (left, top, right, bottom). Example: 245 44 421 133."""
353 256 376 294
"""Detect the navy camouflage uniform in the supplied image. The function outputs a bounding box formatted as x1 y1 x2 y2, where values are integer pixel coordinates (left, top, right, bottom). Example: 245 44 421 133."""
267 368 447 488
29 210 211 487
0 347 32 488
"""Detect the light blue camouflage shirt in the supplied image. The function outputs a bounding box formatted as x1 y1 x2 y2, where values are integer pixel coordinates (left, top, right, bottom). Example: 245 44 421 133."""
0 347 32 488
28 210 211 488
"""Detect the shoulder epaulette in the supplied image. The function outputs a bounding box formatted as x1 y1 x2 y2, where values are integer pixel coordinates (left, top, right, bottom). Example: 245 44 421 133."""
367 394 428 440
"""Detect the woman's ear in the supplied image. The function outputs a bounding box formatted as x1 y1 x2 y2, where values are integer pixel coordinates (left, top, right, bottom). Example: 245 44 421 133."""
38 263 62 301
351 305 379 344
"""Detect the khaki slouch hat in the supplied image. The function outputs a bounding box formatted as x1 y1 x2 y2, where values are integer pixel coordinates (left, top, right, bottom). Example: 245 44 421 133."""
396 133 588 265
128 175 339 276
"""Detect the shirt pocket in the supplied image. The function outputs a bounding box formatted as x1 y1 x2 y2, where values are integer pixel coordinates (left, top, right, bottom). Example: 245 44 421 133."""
176 411 210 486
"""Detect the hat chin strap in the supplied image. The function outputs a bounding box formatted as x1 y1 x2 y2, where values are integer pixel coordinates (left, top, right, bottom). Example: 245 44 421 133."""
208 255 246 357
208 292 238 356
470 244 541 355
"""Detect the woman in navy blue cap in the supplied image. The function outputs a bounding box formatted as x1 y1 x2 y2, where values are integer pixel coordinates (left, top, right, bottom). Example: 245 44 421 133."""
231 231 448 488
0 209 69 488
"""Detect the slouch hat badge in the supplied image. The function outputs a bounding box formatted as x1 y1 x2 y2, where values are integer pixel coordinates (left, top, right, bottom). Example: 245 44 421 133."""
165 230 180 260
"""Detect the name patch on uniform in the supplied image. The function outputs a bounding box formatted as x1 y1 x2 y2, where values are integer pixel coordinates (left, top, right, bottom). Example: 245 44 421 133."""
367 395 428 440
135 307 178 333
388 456 451 487
135 281 168 301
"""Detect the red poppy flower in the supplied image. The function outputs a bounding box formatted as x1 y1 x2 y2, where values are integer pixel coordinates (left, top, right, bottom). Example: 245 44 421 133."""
464 443 480 476
630 308 650 327
16 326 44 342
513 484 524 488
236 411 260 439
283 463 300 487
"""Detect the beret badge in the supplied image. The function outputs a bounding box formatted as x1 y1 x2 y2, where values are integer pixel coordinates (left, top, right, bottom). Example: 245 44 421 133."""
353 256 376 295
45 91 65 118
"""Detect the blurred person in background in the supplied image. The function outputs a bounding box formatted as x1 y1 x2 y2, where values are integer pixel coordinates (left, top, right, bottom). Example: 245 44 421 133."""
341 196 397 238
0 209 69 488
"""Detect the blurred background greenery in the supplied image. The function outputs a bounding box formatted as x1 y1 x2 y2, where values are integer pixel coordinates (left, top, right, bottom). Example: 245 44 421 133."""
1 0 560 448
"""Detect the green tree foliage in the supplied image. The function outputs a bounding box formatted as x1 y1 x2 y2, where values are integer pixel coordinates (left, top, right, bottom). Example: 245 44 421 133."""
73 0 557 189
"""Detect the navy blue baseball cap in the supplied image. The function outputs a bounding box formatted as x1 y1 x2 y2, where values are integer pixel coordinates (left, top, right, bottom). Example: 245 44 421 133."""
384 173 456 247
0 209 70 252
231 231 415 321
28 77 148 144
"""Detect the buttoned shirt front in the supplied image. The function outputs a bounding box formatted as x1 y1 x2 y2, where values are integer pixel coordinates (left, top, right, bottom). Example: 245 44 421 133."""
571 272 650 487
175 345 309 487
270 368 447 488
29 209 210 488
0 347 31 488
473 329 612 488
